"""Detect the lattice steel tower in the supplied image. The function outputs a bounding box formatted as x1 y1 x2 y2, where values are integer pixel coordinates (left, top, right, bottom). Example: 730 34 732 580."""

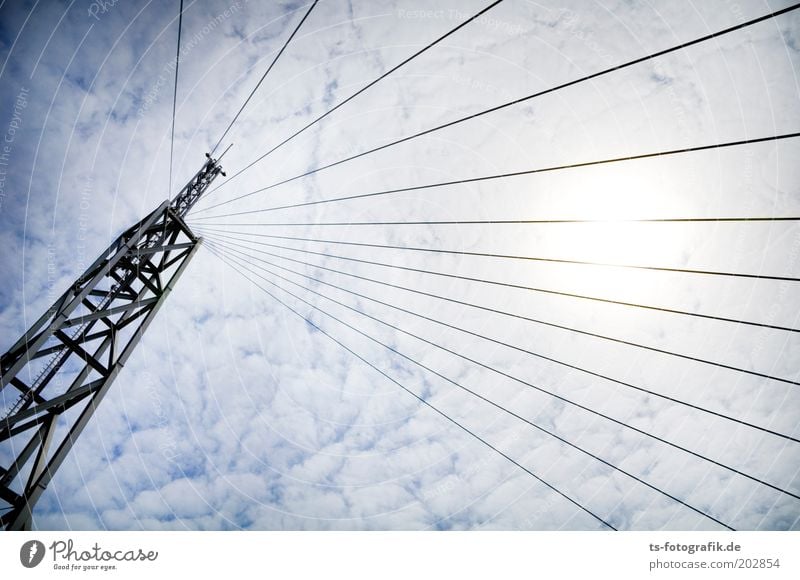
0 154 225 530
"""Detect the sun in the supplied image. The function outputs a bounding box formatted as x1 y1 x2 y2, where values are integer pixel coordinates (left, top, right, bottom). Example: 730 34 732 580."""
534 162 701 301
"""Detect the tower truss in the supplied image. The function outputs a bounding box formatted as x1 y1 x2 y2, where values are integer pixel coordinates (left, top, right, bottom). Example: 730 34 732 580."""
0 155 224 530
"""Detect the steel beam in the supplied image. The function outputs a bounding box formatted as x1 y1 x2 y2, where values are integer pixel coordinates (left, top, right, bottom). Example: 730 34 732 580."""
0 155 223 530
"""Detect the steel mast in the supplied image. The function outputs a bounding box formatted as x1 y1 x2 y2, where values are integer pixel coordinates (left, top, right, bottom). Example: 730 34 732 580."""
0 154 225 530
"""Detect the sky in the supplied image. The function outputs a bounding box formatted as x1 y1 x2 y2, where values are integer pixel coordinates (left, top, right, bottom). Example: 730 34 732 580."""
0 0 799 530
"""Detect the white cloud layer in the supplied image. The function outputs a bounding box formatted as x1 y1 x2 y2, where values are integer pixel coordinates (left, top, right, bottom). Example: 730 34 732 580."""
0 0 799 530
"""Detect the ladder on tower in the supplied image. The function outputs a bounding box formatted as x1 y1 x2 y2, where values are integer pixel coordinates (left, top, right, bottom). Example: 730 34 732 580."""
0 154 225 531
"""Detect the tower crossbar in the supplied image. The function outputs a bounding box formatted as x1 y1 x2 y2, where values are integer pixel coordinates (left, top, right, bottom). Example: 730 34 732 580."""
0 155 224 530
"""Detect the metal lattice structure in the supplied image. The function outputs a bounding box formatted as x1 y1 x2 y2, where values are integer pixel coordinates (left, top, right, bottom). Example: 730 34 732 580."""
0 155 224 530
0 0 797 536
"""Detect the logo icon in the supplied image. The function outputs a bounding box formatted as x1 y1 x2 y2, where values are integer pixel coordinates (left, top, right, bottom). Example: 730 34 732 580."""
20 540 46 568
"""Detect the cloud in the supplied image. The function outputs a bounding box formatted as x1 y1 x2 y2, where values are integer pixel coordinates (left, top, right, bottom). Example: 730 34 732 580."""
0 0 798 531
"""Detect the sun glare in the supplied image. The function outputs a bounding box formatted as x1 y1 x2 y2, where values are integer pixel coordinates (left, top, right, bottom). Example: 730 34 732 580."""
545 164 700 299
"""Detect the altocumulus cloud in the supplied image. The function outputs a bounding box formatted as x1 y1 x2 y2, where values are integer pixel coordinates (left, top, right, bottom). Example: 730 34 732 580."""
0 0 799 530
